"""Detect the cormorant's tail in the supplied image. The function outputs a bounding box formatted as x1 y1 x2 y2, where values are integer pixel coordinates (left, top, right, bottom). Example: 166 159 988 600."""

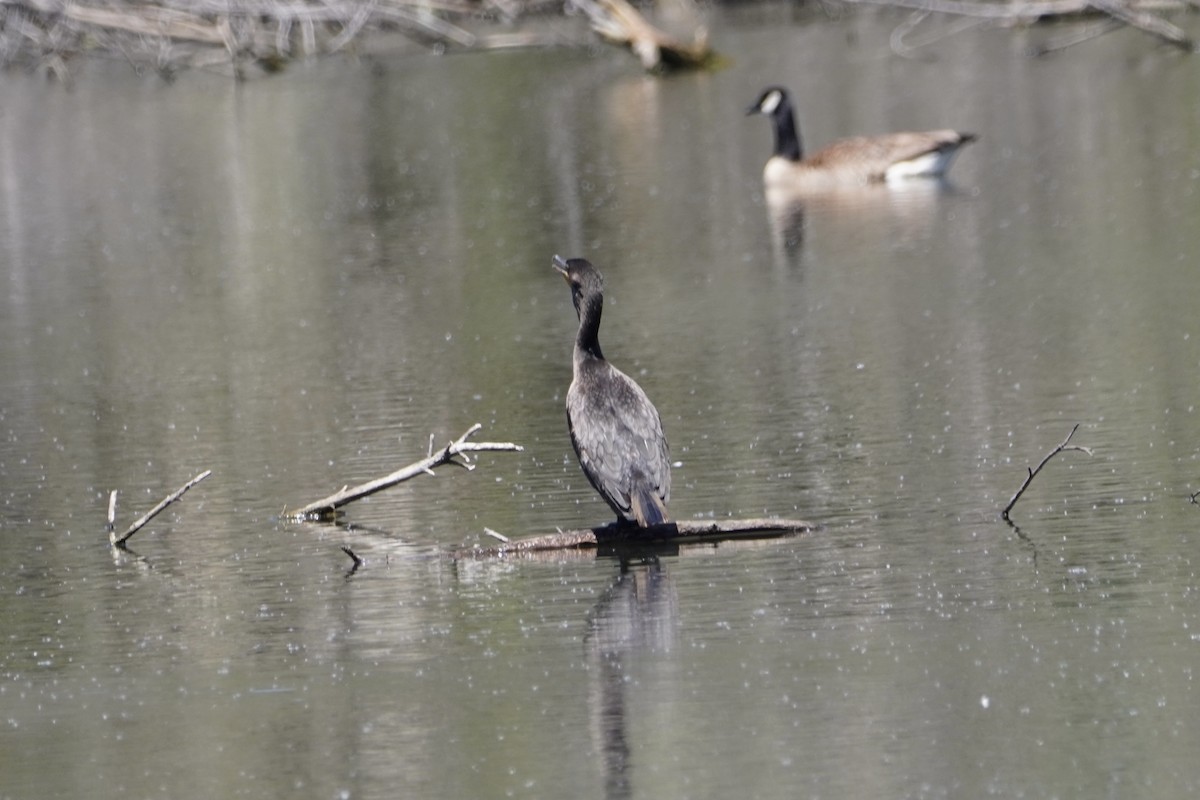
631 488 670 528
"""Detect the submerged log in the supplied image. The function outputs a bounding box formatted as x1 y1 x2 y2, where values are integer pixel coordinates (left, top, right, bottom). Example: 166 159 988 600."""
457 517 816 558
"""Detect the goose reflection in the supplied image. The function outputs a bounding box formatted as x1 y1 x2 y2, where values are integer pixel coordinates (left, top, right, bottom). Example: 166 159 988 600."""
584 557 679 800
766 178 954 264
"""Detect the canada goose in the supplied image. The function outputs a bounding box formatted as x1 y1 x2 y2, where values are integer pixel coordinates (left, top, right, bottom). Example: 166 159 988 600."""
554 256 671 528
747 86 976 191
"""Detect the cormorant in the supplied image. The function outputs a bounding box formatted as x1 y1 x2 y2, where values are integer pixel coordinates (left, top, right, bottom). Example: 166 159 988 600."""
554 255 671 527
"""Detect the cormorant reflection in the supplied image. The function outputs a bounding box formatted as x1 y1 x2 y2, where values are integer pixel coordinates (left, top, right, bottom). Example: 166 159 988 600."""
584 556 679 800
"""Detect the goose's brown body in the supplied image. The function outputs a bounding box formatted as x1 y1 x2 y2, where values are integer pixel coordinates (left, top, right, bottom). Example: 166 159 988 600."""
748 86 976 191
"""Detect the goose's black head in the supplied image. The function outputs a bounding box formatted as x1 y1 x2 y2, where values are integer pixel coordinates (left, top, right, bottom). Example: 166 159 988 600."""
746 86 802 162
746 86 791 118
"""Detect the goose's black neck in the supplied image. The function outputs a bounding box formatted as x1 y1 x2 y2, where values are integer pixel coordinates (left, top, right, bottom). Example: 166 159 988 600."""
573 288 605 361
771 97 804 162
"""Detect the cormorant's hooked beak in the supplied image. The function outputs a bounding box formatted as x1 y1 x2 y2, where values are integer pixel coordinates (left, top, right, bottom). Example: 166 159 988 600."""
552 254 570 279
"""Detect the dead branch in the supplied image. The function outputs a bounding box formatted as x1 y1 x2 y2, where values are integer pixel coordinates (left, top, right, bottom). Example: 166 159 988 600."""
889 9 990 58
457 517 816 558
483 527 511 542
842 0 1088 19
841 0 1194 50
63 4 235 49
568 0 718 70
1027 18 1124 54
0 0 516 75
107 490 118 535
284 423 523 520
1086 0 1192 47
1002 424 1093 521
110 469 213 547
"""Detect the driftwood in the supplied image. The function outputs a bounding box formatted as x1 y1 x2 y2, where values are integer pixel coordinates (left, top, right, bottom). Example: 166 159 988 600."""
1002 423 1093 521
842 0 1195 51
109 469 213 547
284 423 522 520
569 0 719 70
457 517 816 558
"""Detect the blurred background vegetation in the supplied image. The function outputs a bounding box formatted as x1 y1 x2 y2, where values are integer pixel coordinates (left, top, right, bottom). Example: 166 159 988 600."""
1 0 1194 80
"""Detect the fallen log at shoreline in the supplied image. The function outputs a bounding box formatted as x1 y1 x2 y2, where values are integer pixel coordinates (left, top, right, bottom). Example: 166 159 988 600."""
456 517 817 558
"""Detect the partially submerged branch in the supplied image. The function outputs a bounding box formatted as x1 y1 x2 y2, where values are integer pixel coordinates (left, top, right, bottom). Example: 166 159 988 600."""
109 470 213 547
285 423 522 521
457 517 816 558
106 490 118 535
1002 424 1093 521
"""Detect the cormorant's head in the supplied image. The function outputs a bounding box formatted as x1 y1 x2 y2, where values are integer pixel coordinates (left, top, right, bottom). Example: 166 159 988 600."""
553 255 604 320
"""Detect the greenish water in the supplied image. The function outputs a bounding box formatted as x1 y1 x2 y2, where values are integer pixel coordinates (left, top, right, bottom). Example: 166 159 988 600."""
2 8 1200 799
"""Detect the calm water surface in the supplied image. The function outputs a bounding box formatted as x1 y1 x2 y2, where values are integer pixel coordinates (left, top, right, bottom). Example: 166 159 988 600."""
2 7 1200 798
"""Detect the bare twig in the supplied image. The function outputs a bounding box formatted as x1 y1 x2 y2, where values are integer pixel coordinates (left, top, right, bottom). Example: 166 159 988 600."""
890 10 990 57
1002 424 1093 521
483 527 511 543
1028 18 1123 54
1087 0 1193 48
107 490 118 535
340 545 365 576
326 0 375 53
110 470 213 547
285 424 523 520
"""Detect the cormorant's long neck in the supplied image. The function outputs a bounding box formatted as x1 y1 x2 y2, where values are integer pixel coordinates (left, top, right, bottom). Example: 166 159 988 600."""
772 100 803 162
574 291 605 361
